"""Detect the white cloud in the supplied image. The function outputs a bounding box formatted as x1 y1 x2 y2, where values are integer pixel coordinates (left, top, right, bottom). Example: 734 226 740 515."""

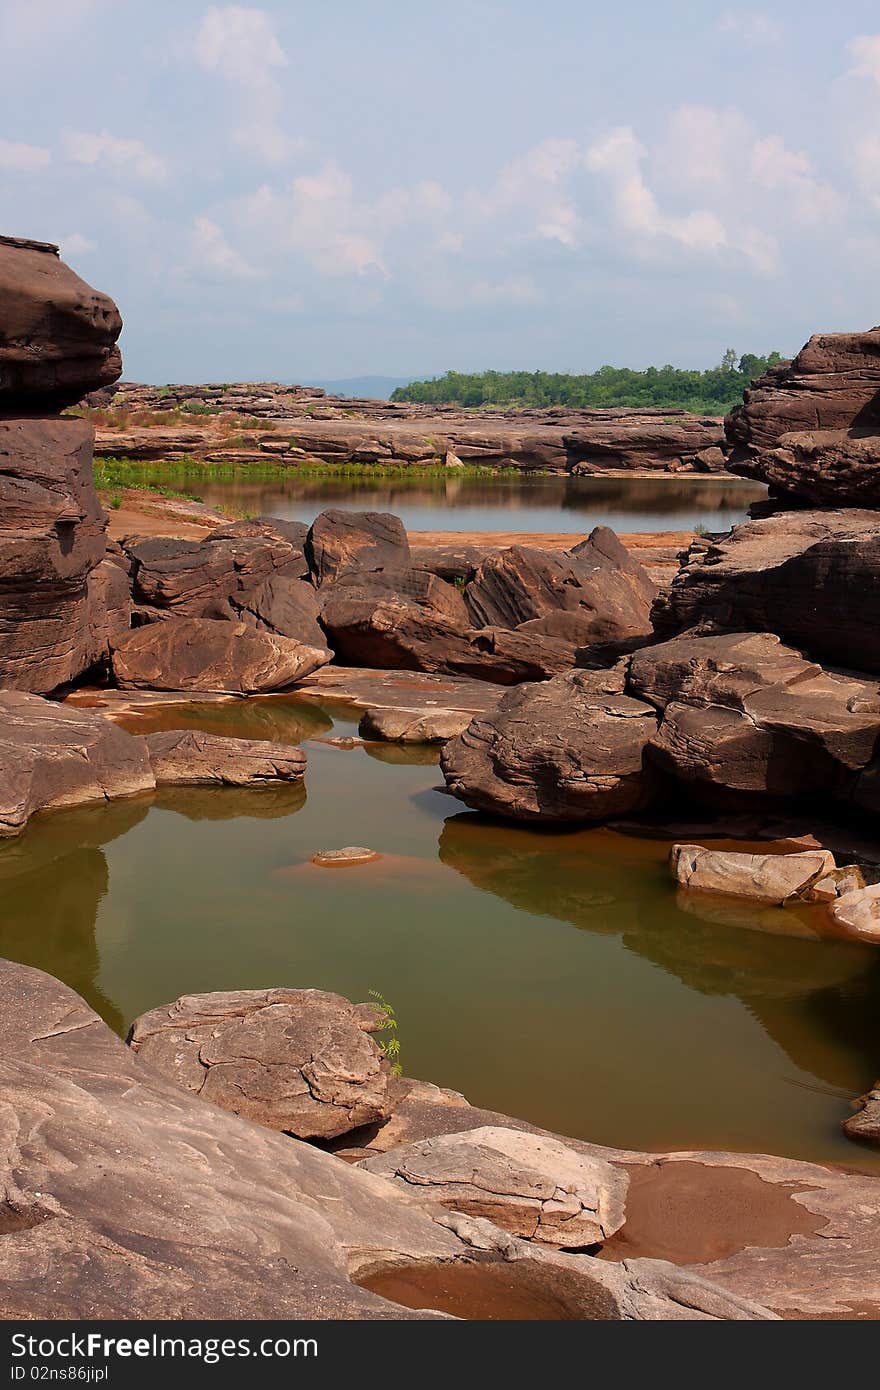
658 106 751 186
749 135 840 223
63 130 166 181
191 216 256 279
471 276 541 307
717 11 782 46
0 1 104 46
0 138 50 171
59 232 96 259
585 125 775 272
192 6 293 165
847 35 880 85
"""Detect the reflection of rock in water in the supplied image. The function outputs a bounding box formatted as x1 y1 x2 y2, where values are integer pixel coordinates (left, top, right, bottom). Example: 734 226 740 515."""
363 741 440 768
154 781 307 822
438 811 880 1091
0 846 124 1035
121 696 333 746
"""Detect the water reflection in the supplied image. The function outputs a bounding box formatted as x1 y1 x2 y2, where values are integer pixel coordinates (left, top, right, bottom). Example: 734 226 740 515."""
437 814 880 1096
139 471 766 535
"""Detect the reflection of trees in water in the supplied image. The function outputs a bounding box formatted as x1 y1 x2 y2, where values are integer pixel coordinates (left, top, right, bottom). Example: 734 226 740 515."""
437 812 880 1090
140 472 765 522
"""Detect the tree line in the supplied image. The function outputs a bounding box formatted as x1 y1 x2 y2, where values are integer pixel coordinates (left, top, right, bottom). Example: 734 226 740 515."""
391 350 785 414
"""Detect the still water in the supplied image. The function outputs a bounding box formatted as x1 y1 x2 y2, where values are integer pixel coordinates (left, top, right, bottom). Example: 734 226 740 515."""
146 470 766 535
3 694 878 1172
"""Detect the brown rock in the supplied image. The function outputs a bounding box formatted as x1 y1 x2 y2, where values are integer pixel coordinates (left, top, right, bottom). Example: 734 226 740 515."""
651 510 880 674
629 632 880 804
305 509 411 586
670 843 841 904
128 988 392 1139
727 330 880 453
441 665 658 821
736 430 880 509
843 1086 880 1143
0 416 109 692
144 729 307 786
361 1127 629 1249
463 528 655 651
0 235 122 409
829 884 880 942
111 618 331 693
359 706 473 743
0 690 154 837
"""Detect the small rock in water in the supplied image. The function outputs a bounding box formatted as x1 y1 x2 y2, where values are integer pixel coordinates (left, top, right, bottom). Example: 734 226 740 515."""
311 846 380 867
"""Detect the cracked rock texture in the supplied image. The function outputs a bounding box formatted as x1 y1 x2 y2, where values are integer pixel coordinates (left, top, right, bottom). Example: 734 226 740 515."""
128 988 394 1139
111 617 331 693
144 729 307 787
360 1126 629 1249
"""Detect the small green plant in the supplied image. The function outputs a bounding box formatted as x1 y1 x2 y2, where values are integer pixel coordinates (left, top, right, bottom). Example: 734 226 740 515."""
108 491 122 509
369 990 402 1075
694 522 711 536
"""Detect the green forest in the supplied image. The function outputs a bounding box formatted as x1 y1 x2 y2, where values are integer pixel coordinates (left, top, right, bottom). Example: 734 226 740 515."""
391 350 785 414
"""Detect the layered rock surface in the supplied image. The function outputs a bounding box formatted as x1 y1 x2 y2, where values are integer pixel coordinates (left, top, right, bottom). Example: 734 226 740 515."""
111 617 331 693
727 328 880 506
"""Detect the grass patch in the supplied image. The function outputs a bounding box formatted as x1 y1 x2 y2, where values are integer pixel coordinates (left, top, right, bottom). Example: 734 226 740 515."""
92 454 525 484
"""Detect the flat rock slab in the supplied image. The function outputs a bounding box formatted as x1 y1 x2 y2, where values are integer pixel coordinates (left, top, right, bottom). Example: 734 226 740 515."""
0 690 154 837
830 884 880 942
144 729 307 787
294 665 504 717
0 962 773 1320
128 987 392 1139
311 846 380 866
670 843 855 905
111 617 331 693
361 1126 629 1249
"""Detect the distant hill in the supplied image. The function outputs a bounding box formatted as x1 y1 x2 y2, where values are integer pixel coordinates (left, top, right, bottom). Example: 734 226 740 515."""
301 375 419 400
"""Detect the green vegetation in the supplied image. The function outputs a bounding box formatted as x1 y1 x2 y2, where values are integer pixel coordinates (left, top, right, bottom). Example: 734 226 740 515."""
391 350 785 414
369 990 402 1076
92 455 516 487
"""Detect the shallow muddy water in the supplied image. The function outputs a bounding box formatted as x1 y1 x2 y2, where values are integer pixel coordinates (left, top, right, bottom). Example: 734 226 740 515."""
4 694 879 1173
143 471 766 535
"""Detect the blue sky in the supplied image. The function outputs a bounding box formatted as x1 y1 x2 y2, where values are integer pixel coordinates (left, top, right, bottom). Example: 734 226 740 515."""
2 1 880 382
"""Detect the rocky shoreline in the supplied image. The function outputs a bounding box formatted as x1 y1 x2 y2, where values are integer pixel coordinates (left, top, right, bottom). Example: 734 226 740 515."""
4 234 880 1318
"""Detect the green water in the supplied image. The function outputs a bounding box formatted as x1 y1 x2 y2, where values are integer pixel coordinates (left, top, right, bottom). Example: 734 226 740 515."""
3 694 879 1173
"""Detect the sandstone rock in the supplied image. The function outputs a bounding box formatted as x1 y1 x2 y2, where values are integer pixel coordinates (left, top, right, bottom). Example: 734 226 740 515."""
830 885 880 942
327 564 470 626
735 430 880 509
651 510 880 674
0 416 110 692
463 529 655 652
305 509 411 586
232 572 326 646
144 729 307 787
361 1127 628 1249
128 520 307 621
0 235 122 409
320 592 575 684
843 1086 880 1143
111 617 331 693
359 706 473 743
128 988 392 1139
670 844 840 904
441 666 659 821
727 330 880 454
0 690 154 837
311 847 380 866
629 632 880 804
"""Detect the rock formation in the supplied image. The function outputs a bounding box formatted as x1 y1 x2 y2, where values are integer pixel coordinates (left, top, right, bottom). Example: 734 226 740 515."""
0 237 123 693
670 844 861 906
111 617 331 693
726 328 880 506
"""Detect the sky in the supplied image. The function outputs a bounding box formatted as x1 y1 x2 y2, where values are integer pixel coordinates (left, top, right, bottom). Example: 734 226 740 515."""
2 0 880 383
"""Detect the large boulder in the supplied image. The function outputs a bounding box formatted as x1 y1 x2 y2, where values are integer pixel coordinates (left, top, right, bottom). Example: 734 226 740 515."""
0 690 154 837
360 1127 628 1249
305 509 410 586
733 431 880 510
651 510 880 674
0 416 112 692
441 665 659 820
629 632 880 805
144 729 307 787
127 518 308 621
463 529 655 658
111 617 331 693
727 330 880 452
0 235 122 410
128 988 394 1139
